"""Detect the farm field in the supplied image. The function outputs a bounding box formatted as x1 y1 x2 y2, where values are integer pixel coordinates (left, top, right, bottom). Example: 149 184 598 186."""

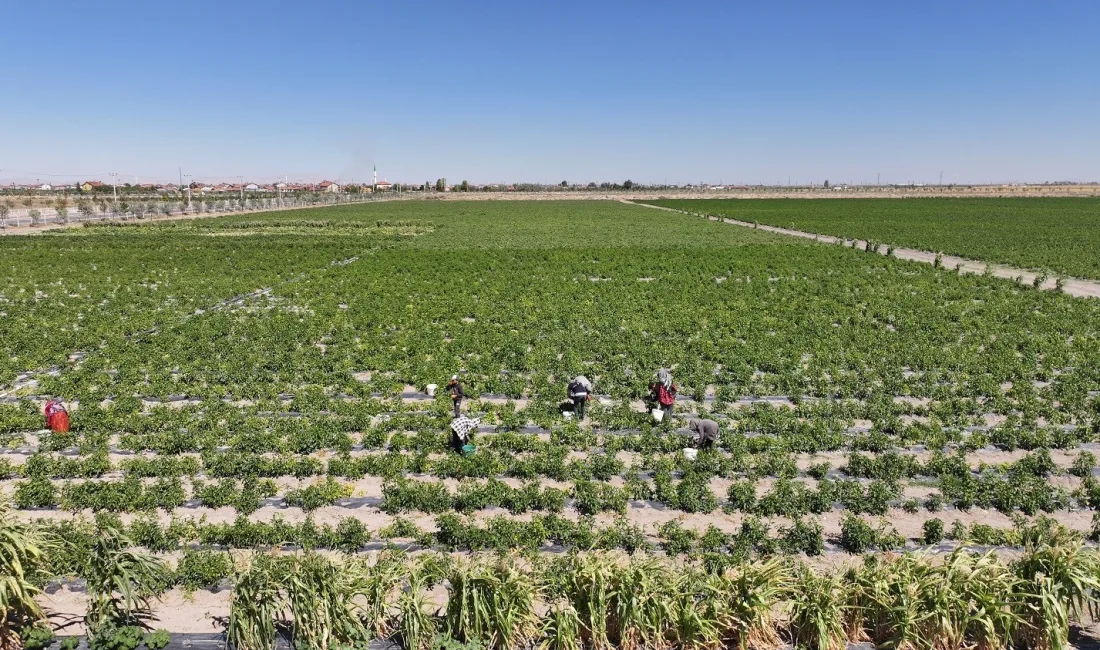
644 197 1100 280
4 199 1100 649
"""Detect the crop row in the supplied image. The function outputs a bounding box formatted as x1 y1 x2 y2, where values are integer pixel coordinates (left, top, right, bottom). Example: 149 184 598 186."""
8 501 1100 650
24 501 1098 562
4 393 1095 463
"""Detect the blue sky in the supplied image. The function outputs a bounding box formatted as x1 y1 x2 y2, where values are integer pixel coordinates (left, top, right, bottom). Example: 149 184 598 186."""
1 0 1097 185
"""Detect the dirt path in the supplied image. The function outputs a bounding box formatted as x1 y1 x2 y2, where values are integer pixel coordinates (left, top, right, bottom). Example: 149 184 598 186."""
626 201 1100 299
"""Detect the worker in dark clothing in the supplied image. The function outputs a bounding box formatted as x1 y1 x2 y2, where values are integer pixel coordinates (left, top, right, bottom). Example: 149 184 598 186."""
568 375 592 421
688 418 720 450
448 375 465 417
649 368 678 421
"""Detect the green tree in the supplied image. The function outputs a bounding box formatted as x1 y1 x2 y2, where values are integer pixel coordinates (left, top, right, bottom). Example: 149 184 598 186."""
623 179 634 190
460 180 469 192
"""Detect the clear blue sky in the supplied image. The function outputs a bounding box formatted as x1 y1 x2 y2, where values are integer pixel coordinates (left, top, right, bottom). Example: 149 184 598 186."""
1 0 1097 186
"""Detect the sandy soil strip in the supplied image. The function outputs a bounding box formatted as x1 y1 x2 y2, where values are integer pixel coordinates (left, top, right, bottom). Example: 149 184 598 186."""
626 201 1100 299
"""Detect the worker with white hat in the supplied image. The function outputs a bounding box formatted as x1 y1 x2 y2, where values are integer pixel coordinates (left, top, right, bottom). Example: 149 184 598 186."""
567 375 593 421
447 374 465 417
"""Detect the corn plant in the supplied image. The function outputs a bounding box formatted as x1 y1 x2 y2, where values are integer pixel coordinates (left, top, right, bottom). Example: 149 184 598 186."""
444 556 539 649
717 558 789 650
539 601 581 650
1012 533 1100 650
395 563 436 650
285 553 371 650
0 498 49 649
358 551 404 639
226 554 285 650
787 567 847 650
667 569 726 650
81 522 169 641
561 555 615 650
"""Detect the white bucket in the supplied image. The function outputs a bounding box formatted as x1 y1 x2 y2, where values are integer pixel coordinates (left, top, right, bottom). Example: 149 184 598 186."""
651 408 665 423
683 448 698 461
426 384 438 397
563 412 574 421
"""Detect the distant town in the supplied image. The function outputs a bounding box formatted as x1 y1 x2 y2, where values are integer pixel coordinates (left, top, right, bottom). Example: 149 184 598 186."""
0 179 399 194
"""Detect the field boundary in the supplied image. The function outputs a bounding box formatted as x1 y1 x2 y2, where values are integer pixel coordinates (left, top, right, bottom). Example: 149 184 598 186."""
625 200 1100 299
0 194 418 237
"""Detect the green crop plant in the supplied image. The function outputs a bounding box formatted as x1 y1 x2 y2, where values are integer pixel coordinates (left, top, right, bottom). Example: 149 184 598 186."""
17 624 54 650
839 515 877 554
284 477 353 512
173 549 232 592
778 518 824 556
1070 451 1096 478
143 630 171 650
921 518 944 545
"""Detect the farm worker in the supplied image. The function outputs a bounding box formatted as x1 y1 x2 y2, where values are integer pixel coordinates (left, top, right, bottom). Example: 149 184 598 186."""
450 415 479 453
44 399 70 433
448 375 465 417
568 375 593 420
688 418 719 450
649 369 678 421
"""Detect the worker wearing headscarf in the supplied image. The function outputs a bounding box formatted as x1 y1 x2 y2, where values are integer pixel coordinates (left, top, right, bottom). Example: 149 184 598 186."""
649 368 677 421
567 375 593 420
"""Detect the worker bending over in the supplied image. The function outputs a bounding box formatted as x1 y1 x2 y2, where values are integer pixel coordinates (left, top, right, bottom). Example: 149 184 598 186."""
688 418 719 450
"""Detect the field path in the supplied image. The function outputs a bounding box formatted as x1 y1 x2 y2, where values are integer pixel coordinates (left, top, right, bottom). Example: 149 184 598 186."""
625 200 1100 299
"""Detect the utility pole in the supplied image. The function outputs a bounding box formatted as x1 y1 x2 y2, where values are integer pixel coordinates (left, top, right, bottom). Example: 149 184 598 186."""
238 176 244 203
109 172 118 204
939 171 943 186
877 172 880 186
